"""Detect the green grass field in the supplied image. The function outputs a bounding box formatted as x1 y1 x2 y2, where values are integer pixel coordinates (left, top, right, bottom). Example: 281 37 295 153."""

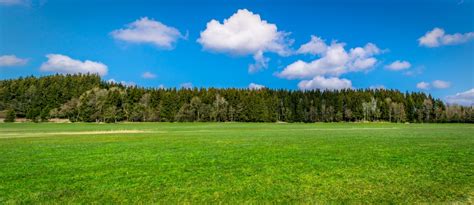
0 123 473 203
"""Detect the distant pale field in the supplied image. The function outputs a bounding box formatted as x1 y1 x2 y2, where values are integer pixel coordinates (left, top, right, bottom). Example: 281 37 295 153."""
0 123 473 203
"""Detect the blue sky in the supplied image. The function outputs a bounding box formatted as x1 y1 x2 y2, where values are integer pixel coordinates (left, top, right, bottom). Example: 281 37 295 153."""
1 0 473 104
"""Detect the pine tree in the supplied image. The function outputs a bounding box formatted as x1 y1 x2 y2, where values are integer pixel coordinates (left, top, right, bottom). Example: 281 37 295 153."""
4 109 16 122
1 74 472 123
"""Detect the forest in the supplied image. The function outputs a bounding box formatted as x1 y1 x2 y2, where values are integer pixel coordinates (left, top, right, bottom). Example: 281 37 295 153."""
0 74 472 123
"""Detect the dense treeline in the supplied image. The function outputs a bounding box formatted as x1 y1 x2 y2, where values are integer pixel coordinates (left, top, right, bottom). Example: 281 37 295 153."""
1 74 473 123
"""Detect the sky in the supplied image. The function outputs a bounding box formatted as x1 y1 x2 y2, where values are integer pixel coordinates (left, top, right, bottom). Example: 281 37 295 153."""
1 0 473 105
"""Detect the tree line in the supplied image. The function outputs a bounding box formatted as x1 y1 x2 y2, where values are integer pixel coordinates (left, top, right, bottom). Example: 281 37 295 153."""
1 74 473 123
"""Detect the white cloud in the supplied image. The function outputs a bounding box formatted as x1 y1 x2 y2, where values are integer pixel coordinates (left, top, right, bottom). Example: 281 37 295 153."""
385 60 411 71
107 79 136 87
298 76 352 91
111 17 184 49
142 71 157 79
0 55 28 67
416 81 430 90
419 28 445 47
278 39 382 79
297 35 327 55
446 88 474 106
278 36 383 90
248 51 270 73
198 9 290 55
416 80 451 90
432 80 451 89
40 54 108 76
418 27 474 47
350 57 377 71
197 9 291 73
347 43 382 72
369 85 386 89
180 82 193 89
248 83 265 90
278 42 347 79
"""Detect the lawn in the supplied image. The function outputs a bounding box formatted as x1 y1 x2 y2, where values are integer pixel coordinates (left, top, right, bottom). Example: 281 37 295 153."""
0 123 473 203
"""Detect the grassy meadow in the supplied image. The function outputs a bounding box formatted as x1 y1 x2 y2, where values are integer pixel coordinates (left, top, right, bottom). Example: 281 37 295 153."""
0 122 473 203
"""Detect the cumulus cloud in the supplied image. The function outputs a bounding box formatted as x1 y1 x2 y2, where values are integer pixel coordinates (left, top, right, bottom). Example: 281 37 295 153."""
180 82 193 89
0 55 28 67
197 9 291 73
248 83 265 90
446 88 474 106
40 54 108 76
385 60 411 71
111 17 184 49
418 27 474 47
278 35 383 90
298 76 352 91
297 35 327 55
432 80 451 89
142 71 157 79
278 42 348 79
278 39 382 79
416 81 430 90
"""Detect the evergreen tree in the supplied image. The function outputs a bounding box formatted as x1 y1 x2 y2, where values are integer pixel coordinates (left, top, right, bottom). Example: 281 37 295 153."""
1 74 472 123
4 109 16 122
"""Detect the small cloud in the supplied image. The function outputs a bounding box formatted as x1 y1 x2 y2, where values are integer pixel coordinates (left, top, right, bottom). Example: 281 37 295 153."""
416 81 430 90
432 80 451 89
248 83 265 90
111 17 184 49
369 85 386 89
416 80 450 90
418 27 474 47
180 82 192 89
142 71 157 79
40 54 108 76
107 78 135 87
298 76 352 91
385 60 411 71
446 88 474 106
0 55 28 67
